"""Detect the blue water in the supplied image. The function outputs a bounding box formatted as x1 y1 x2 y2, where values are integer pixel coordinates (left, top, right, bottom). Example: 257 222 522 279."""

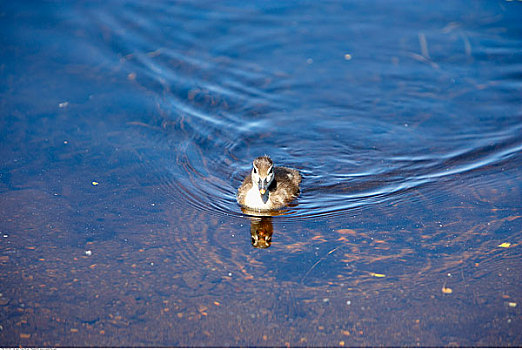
1 0 521 346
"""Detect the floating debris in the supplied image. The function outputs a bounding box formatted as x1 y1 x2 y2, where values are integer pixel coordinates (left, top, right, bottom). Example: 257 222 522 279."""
418 32 430 59
58 101 69 108
508 302 517 308
85 250 92 256
370 272 386 278
498 242 511 248
91 181 99 186
147 49 161 57
344 53 352 60
442 286 453 294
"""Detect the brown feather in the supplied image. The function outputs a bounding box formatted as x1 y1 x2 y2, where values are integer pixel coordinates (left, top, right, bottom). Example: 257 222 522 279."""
237 156 301 210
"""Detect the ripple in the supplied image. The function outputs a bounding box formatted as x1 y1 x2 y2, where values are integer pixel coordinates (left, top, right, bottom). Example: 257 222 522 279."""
132 102 521 224
82 0 522 225
141 125 521 224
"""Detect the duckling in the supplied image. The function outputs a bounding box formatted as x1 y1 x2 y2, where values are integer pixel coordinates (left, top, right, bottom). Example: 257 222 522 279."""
237 155 301 211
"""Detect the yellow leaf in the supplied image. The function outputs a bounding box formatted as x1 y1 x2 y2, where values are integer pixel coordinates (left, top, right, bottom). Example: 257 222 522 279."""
92 181 99 186
442 286 453 294
498 242 511 248
370 272 386 278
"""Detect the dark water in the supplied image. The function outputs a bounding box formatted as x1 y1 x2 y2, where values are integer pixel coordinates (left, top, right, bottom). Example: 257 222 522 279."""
1 0 521 347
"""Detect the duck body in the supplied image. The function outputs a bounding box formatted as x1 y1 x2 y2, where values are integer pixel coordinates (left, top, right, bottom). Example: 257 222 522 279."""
237 156 301 211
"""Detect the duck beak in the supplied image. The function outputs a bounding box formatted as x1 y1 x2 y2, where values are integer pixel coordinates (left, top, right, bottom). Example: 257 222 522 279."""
260 186 269 203
258 179 268 195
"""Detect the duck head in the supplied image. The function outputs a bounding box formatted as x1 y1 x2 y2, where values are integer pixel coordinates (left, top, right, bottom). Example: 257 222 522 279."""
251 156 274 203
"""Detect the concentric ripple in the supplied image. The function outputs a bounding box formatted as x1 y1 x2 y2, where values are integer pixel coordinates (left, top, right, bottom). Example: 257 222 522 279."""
80 0 522 224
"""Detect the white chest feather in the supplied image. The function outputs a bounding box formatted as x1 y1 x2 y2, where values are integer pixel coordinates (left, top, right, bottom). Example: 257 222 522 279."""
244 185 271 210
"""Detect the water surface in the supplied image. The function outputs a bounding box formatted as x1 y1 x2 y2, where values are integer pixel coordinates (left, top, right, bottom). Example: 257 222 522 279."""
1 0 521 347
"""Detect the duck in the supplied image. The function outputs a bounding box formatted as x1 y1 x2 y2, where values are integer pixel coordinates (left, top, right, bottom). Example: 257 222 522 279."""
237 155 301 211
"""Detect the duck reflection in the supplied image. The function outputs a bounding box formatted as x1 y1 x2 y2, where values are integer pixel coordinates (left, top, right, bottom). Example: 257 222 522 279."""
240 206 295 249
249 216 274 249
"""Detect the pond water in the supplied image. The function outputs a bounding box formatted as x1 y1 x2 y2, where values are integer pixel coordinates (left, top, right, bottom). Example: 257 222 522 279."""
1 0 521 347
